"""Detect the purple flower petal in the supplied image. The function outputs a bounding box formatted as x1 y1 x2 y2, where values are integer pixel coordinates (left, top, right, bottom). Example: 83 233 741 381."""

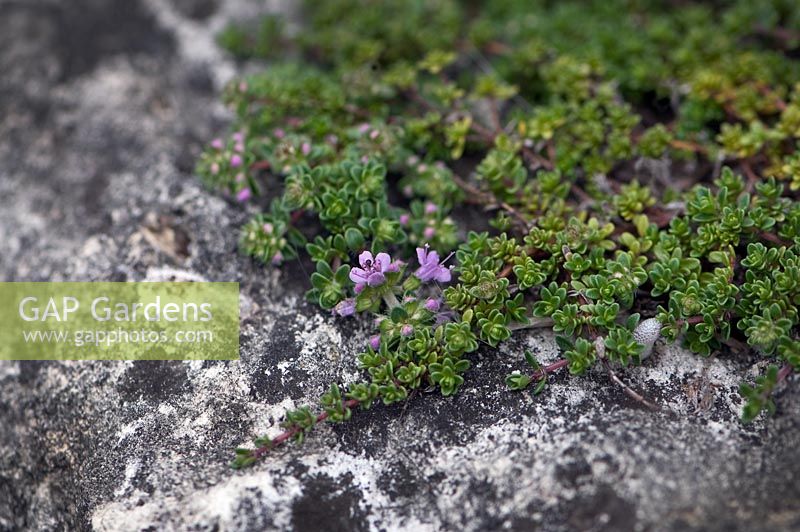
369 335 381 350
358 251 374 268
349 267 369 284
434 267 452 283
334 298 356 317
366 272 385 287
374 252 391 271
386 260 402 273
416 247 427 265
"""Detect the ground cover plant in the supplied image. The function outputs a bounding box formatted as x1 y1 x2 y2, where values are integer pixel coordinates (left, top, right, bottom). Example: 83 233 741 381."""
195 0 800 468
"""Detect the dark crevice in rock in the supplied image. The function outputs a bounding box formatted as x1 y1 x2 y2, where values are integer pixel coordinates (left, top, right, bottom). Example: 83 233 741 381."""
291 473 369 532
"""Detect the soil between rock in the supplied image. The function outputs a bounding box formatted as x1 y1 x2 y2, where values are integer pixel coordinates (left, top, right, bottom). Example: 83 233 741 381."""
0 1 799 531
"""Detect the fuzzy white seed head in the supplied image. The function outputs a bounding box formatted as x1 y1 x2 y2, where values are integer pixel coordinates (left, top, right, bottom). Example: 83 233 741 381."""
634 318 662 360
594 336 606 360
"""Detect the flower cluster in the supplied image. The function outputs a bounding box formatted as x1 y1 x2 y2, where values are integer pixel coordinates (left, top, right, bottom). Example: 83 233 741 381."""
197 131 255 202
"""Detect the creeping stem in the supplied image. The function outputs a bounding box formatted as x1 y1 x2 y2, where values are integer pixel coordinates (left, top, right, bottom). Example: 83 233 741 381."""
252 399 362 460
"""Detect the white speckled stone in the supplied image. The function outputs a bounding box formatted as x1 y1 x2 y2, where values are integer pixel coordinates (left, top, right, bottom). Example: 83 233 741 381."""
1 2 799 531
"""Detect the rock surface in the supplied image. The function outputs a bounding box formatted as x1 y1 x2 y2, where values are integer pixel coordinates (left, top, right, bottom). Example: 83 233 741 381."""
1 1 799 531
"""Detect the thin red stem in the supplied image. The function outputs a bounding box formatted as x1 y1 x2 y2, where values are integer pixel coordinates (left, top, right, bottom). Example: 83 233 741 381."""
670 139 707 154
252 399 361 459
759 230 792 247
778 363 794 384
250 160 271 171
531 359 569 380
676 315 705 327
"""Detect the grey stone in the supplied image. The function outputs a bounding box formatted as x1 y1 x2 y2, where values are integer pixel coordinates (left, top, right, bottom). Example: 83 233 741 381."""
0 1 798 531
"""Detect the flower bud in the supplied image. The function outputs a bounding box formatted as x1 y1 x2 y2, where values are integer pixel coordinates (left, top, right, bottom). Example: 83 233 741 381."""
236 188 251 202
369 335 381 350
425 298 441 312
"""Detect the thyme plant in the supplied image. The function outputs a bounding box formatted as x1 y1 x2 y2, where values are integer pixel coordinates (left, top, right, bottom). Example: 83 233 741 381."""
196 0 800 468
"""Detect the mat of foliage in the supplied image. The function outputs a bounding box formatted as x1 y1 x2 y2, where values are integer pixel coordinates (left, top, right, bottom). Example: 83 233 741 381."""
195 0 800 467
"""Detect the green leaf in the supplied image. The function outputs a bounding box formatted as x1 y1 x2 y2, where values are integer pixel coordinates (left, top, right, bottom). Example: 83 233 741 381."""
506 373 532 390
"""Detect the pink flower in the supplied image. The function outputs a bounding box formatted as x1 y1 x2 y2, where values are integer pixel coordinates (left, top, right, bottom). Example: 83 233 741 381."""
349 251 391 290
234 142 245 153
274 128 285 139
399 214 410 226
369 335 381 350
232 132 244 143
358 123 370 134
302 142 311 156
236 188 251 202
262 222 274 234
369 129 380 140
414 245 452 283
230 154 243 168
334 298 356 317
386 260 402 273
210 162 219 175
235 172 245 182
400 324 414 337
425 298 441 312
424 202 438 214
271 251 283 265
423 227 436 239
210 138 224 150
